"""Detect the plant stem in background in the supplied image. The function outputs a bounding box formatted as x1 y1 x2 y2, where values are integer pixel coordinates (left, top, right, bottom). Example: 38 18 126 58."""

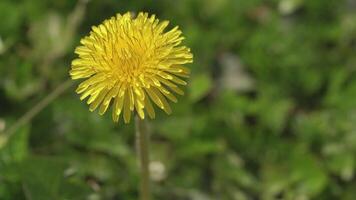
2 80 73 137
135 115 150 200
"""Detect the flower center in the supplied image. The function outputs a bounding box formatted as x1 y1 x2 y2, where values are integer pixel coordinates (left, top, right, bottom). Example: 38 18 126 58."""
111 43 155 84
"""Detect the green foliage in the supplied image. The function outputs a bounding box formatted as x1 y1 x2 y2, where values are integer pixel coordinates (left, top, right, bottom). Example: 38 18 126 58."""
1 0 356 199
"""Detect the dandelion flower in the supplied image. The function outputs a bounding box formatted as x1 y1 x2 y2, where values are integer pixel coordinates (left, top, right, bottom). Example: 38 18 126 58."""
70 12 193 123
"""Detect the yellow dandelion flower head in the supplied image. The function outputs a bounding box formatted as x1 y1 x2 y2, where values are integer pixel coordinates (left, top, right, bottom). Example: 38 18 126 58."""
70 12 193 123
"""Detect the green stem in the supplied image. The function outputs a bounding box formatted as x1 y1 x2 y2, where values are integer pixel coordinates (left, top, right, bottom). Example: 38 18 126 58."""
135 115 150 200
2 80 73 137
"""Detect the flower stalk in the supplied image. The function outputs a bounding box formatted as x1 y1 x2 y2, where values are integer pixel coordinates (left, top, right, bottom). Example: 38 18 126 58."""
135 115 150 200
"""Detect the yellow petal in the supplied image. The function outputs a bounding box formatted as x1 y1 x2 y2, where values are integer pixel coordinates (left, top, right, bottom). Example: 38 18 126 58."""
133 86 145 101
135 99 145 120
112 94 124 122
128 87 135 111
144 95 155 119
170 75 187 85
156 76 185 95
89 89 108 112
76 73 106 94
151 87 172 114
157 86 178 103
123 92 131 123
145 87 164 109
99 86 119 115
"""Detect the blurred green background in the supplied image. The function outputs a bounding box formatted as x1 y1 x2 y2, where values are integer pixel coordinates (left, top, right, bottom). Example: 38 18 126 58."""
1 0 356 199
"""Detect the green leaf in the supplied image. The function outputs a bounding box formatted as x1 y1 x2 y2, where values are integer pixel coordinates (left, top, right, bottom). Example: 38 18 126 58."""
20 156 67 200
59 180 91 200
189 73 212 102
177 139 223 159
0 125 29 163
